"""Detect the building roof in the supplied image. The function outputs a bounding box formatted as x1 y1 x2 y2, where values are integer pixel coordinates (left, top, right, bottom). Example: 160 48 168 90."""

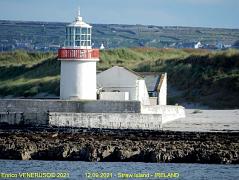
68 20 92 28
99 66 144 79
121 66 144 79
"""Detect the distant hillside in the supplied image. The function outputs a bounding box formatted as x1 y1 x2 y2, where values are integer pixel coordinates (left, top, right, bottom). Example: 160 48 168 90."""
0 20 239 51
0 48 239 109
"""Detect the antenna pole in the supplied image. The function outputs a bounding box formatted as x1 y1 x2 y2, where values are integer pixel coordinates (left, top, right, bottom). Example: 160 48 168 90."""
78 7 81 17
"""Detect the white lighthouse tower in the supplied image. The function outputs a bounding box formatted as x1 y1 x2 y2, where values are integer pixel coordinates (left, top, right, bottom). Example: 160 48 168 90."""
58 8 99 100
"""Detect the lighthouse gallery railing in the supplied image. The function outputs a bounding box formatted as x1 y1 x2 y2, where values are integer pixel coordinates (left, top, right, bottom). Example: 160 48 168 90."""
58 49 99 59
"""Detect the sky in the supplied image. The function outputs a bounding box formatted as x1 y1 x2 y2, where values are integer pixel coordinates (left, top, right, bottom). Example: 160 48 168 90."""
0 0 238 28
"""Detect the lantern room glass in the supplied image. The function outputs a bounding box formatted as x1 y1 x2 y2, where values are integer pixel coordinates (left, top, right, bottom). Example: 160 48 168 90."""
65 27 91 47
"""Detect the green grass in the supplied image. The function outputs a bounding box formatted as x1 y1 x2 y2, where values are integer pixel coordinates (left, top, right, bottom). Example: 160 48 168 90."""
0 51 59 96
0 50 54 67
155 49 239 108
0 48 239 108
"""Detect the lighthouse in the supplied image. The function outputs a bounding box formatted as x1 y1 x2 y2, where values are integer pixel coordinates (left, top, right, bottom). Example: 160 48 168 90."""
58 8 99 100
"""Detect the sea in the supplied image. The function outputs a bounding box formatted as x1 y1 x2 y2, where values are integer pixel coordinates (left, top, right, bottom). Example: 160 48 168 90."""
0 160 238 180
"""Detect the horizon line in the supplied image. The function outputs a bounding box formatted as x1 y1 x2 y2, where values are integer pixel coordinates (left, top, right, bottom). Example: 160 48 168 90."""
0 19 239 30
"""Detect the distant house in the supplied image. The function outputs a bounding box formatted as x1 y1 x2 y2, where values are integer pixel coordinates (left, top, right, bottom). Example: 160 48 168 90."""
100 43 105 50
97 66 167 105
194 41 203 49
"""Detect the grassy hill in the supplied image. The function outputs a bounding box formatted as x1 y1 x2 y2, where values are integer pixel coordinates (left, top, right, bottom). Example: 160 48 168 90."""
1 20 239 50
0 48 239 109
0 51 59 96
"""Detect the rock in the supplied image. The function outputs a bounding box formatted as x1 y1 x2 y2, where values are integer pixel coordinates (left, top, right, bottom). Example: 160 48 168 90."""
0 130 238 164
21 151 32 160
52 133 58 138
101 146 114 159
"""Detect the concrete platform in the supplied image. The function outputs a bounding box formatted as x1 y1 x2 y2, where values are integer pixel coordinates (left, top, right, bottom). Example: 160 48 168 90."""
163 109 239 132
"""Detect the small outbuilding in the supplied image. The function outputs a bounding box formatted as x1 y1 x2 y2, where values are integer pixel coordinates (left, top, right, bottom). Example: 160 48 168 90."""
97 66 150 105
97 66 167 106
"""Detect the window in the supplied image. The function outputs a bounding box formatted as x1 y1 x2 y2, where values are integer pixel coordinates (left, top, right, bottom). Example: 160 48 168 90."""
70 28 74 34
75 35 81 41
65 27 75 46
82 28 87 34
66 27 92 47
75 41 80 46
81 35 87 41
75 28 81 34
81 41 86 46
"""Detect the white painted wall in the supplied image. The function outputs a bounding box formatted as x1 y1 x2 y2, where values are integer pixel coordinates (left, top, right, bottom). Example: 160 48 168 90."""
100 92 129 101
60 60 97 100
137 80 150 105
97 66 138 100
158 73 167 105
149 97 158 105
141 105 185 124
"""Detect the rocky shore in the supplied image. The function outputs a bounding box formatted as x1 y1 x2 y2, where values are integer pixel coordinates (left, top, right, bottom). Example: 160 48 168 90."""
0 128 238 164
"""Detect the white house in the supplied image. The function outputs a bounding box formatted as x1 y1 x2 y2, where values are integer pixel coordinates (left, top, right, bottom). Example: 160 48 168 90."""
194 41 203 49
97 66 150 105
100 43 105 50
97 66 168 106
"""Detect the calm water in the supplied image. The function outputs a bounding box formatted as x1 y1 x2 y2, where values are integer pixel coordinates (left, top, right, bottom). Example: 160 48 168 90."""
0 160 239 180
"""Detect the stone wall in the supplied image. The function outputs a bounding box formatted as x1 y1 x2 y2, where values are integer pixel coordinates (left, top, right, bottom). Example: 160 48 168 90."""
0 99 141 127
0 112 22 125
0 112 48 126
0 99 141 113
0 99 184 130
49 112 162 130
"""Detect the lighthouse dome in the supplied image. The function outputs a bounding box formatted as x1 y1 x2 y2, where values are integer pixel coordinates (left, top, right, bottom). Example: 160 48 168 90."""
68 8 92 28
68 20 92 28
